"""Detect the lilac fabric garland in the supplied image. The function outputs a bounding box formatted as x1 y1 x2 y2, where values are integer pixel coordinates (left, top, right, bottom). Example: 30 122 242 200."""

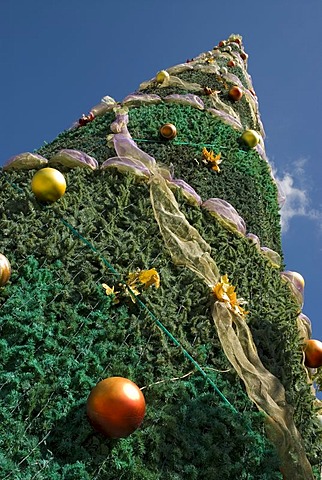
193 64 220 74
166 63 194 75
112 134 156 170
122 93 162 106
202 198 246 235
246 233 261 249
207 108 243 130
110 112 130 135
167 178 202 206
297 312 312 340
49 149 98 170
280 270 305 308
164 94 204 110
101 156 150 178
3 152 48 170
260 247 281 268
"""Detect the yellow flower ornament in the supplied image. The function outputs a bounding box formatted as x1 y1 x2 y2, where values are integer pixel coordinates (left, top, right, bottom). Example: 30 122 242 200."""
202 148 222 172
212 274 248 318
102 284 120 304
127 268 160 291
102 268 160 304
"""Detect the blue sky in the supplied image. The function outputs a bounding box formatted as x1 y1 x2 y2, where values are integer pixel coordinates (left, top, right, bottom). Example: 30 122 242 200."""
1 1 322 344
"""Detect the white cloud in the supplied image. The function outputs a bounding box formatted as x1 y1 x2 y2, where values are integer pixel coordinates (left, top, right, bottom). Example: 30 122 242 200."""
277 173 309 232
272 159 322 233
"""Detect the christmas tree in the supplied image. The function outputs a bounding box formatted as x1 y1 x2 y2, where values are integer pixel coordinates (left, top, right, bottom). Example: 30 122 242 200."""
1 35 322 479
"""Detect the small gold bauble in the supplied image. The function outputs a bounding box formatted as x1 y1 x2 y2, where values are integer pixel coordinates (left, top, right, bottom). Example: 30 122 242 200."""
0 254 11 287
160 123 177 140
156 70 169 84
31 167 66 202
240 129 261 148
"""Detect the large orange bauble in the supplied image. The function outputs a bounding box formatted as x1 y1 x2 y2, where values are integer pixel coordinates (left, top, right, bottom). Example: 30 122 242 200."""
86 377 146 438
304 339 322 368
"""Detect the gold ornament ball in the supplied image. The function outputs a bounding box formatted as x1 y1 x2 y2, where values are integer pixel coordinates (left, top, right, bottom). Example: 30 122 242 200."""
240 130 261 148
156 70 169 84
0 254 11 287
31 168 67 202
160 123 177 140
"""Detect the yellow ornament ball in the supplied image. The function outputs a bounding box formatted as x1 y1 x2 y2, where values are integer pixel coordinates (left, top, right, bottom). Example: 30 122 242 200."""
156 70 169 84
240 129 261 148
31 168 66 202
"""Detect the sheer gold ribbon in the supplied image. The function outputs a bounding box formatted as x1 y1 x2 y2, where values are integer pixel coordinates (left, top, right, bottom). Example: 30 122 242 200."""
108 107 314 478
150 173 314 480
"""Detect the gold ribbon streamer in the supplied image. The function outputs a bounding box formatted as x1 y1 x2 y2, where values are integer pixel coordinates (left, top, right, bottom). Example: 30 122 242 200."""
212 302 314 479
109 108 314 478
149 173 314 480
150 174 219 286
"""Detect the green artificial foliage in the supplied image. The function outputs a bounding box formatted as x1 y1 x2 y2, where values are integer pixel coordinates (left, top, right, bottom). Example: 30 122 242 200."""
1 36 322 479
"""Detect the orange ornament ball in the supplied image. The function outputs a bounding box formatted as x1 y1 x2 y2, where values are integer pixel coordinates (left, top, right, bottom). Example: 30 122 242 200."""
0 254 11 287
86 377 146 438
240 51 248 61
228 86 243 101
230 38 241 46
304 339 322 369
160 123 177 140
